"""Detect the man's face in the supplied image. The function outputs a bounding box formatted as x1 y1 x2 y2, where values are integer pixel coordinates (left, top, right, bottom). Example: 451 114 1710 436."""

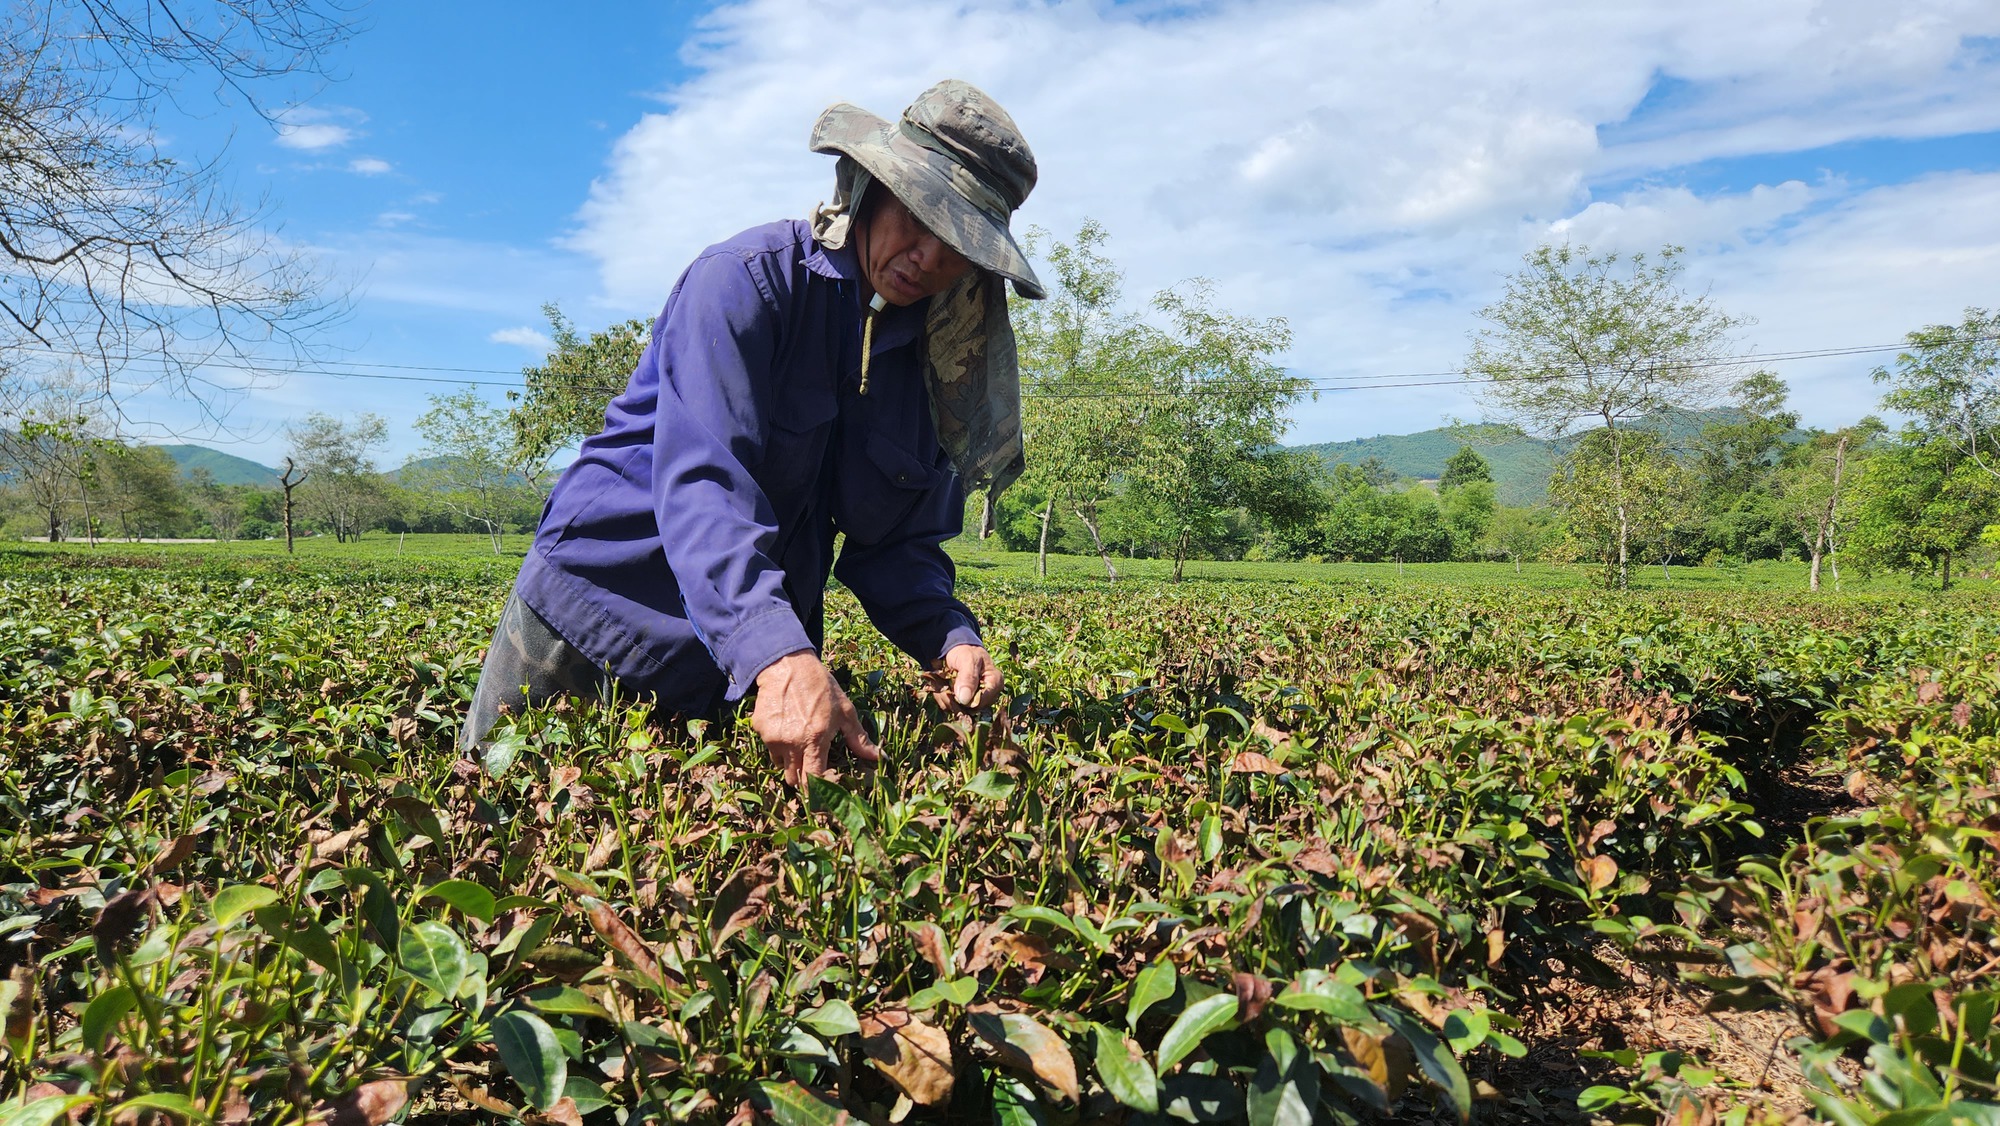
857 191 973 307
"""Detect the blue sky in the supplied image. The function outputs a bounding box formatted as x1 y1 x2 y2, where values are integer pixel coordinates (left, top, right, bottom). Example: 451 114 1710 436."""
119 0 2000 466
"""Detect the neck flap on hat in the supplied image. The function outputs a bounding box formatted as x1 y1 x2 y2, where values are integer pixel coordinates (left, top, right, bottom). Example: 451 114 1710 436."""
811 157 1026 499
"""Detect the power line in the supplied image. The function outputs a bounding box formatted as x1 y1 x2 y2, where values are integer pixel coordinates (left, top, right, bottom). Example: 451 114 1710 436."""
10 330 1995 400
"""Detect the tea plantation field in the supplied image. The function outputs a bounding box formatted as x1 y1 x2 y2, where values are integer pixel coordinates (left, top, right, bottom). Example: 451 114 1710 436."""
1 543 1994 1126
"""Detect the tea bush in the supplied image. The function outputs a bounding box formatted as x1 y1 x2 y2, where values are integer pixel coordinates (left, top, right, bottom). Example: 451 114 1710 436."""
0 547 1993 1125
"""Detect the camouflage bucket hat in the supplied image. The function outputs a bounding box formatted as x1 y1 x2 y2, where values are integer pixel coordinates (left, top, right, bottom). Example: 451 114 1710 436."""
810 79 1045 300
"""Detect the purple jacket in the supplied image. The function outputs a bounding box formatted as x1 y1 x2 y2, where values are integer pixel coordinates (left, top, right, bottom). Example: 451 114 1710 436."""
512 220 982 710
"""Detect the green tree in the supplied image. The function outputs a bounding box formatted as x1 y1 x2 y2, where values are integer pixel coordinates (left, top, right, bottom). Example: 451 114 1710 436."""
1439 478 1496 560
1468 244 1746 588
1695 371 1799 560
1438 446 1492 492
85 443 185 540
1486 505 1556 572
1846 432 1998 590
288 411 389 543
508 304 651 473
1777 421 1879 591
1872 306 2000 481
1125 282 1305 580
407 389 540 553
0 374 106 541
187 468 245 542
1013 222 1149 579
1550 428 1700 582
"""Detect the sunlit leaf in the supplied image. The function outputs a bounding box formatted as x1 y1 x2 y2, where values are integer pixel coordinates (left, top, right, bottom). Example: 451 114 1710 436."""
419 879 497 923
1128 959 1178 1030
209 883 279 927
1091 1023 1159 1114
1156 992 1238 1072
749 1080 847 1126
398 920 470 999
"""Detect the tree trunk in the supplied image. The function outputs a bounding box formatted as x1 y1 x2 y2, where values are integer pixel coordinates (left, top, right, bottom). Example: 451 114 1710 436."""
1808 531 1823 592
1943 551 1953 591
1823 435 1848 595
1512 551 1521 574
46 507 61 543
1174 529 1190 582
1075 504 1117 581
1607 419 1629 590
1037 494 1055 578
980 492 995 540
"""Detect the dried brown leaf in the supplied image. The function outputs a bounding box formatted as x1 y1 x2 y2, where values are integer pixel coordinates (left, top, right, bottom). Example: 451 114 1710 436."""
710 855 778 948
582 898 670 991
1583 854 1619 892
861 1010 955 1106
314 1078 412 1126
967 1005 1079 1103
909 921 953 978
149 831 203 875
1229 751 1286 775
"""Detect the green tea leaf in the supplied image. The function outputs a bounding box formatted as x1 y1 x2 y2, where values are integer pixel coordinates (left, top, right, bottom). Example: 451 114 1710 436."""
749 1080 847 1126
1442 1008 1490 1053
1128 959 1178 1030
909 976 977 1010
799 998 861 1038
1156 992 1238 1072
483 728 526 776
0 1095 96 1126
1378 1005 1471 1123
1248 1027 1316 1126
80 984 135 1052
209 883 279 927
1091 1023 1159 1114
419 879 497 923
108 1094 207 1122
963 771 1017 802
525 985 612 1020
492 1008 568 1111
399 920 470 1000
1164 1072 1245 1123
991 1075 1049 1126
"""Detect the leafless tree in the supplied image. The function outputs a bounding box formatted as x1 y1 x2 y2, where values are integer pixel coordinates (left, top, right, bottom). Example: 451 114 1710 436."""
1 1 356 420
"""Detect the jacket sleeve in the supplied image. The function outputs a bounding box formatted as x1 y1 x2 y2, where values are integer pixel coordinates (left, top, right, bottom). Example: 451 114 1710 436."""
650 251 816 699
833 473 984 666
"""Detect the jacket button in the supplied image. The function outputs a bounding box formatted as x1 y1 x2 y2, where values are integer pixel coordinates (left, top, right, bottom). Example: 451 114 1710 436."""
896 473 911 484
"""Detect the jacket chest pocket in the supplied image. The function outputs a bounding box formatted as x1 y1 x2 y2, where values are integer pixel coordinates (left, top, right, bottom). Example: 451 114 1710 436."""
756 385 838 517
833 429 945 546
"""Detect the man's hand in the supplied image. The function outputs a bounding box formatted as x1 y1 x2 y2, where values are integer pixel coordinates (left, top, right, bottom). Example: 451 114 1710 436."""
752 650 880 786
935 643 1003 712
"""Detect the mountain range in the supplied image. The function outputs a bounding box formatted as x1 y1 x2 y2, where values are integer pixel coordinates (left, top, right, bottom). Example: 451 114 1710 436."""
156 411 1747 506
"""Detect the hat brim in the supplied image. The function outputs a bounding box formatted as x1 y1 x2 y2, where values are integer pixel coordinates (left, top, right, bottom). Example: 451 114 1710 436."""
812 104 1045 300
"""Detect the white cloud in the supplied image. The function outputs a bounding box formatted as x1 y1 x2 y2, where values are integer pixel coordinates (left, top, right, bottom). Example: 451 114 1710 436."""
567 0 2000 441
348 157 393 175
275 106 364 151
276 122 353 151
491 325 555 352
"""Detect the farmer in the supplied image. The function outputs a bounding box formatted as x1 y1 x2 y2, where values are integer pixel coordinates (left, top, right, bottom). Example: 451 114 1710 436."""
461 80 1043 786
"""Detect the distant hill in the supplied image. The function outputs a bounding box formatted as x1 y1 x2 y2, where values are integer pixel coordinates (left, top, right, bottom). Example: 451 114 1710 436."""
1290 424 1558 505
1288 411 1752 506
388 457 533 487
154 445 279 488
